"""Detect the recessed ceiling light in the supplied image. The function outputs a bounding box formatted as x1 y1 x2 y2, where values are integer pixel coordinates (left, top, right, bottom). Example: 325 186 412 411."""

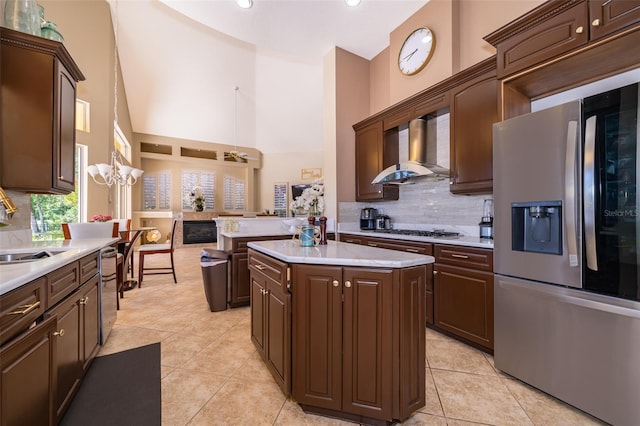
345 0 361 6
236 0 253 9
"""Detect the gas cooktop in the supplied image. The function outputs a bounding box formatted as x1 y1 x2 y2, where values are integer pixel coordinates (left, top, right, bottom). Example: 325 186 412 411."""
374 229 460 238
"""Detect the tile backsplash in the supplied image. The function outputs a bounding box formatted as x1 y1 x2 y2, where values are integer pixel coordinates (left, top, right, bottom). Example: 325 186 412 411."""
339 179 491 228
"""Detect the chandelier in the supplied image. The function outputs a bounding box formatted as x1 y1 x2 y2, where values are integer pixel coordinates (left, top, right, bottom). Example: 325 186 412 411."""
87 152 143 187
87 0 143 187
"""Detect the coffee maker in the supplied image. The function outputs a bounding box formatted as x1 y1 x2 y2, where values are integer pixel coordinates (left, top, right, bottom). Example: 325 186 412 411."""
479 199 494 239
360 207 377 230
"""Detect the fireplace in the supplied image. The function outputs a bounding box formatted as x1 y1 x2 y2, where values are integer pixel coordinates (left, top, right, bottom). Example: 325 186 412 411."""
182 220 217 245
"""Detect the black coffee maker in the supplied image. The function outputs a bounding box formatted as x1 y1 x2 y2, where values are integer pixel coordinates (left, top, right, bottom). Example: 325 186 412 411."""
360 207 377 230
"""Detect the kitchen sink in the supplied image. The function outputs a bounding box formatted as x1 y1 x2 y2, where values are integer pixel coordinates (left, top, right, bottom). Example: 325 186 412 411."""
0 250 62 264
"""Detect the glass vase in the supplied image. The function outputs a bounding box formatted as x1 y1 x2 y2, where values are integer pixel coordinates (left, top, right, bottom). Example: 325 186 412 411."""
3 0 40 36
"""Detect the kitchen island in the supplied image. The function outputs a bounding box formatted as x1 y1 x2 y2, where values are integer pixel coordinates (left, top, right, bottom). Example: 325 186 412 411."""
247 239 433 425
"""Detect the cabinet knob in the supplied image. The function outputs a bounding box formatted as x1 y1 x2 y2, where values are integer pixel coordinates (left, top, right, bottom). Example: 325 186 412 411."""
54 329 65 337
59 176 64 180
344 280 352 288
433 270 438 275
575 26 584 34
332 280 339 287
591 18 600 27
80 296 89 305
261 288 267 295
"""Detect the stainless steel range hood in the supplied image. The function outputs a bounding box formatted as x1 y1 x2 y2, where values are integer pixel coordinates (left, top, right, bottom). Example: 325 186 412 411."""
372 117 449 185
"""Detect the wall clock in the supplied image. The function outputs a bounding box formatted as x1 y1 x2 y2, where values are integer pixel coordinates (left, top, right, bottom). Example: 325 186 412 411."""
398 27 435 76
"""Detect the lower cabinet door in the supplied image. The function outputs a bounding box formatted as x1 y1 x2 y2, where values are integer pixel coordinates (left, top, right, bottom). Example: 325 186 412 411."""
0 315 57 426
342 268 394 420
265 288 291 395
231 253 250 307
434 264 494 350
48 291 81 420
81 275 100 371
250 274 266 358
292 264 343 411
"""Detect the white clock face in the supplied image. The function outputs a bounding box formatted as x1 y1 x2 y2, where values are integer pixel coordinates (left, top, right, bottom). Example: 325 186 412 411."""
398 27 435 76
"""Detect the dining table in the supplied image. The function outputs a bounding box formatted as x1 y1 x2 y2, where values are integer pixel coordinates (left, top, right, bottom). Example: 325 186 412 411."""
119 226 156 292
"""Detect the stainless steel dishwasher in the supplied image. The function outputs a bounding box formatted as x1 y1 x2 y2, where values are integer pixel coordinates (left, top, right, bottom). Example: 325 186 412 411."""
100 247 120 344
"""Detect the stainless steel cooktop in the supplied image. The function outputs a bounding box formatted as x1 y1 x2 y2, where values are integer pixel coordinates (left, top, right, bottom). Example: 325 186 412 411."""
374 229 460 238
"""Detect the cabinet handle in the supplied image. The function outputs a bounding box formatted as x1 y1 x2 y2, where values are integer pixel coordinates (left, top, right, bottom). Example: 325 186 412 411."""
8 301 41 315
261 288 267 295
332 280 339 287
575 26 584 34
451 254 469 259
80 296 89 305
344 280 352 288
406 248 419 253
368 243 377 247
255 264 266 271
591 18 600 26
54 329 65 337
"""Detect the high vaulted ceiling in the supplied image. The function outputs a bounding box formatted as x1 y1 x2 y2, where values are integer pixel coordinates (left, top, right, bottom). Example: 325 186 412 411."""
110 0 427 149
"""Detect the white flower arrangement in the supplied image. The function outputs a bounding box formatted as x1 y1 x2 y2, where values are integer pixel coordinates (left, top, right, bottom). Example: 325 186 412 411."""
290 177 324 214
186 185 206 210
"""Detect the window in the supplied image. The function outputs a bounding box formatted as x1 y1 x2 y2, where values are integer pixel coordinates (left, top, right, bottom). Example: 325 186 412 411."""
114 122 131 162
142 171 171 210
31 145 85 240
273 182 289 217
223 175 245 211
182 170 215 210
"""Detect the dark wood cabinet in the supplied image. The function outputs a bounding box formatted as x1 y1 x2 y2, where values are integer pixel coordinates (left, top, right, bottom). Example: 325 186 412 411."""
434 244 494 351
292 263 425 423
449 67 499 194
47 264 100 421
339 233 435 324
354 121 399 201
0 315 57 426
248 250 291 395
225 235 291 308
0 251 101 425
486 0 640 81
589 0 640 40
0 27 84 194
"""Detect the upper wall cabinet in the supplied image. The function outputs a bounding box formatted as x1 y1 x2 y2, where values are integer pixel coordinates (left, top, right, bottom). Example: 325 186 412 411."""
0 28 85 194
449 63 499 194
354 121 399 202
486 0 640 80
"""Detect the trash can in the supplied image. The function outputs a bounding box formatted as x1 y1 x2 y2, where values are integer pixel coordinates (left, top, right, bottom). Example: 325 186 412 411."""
200 249 229 312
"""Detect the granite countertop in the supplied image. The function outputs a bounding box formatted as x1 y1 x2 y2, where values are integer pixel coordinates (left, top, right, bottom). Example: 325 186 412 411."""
248 239 434 268
338 228 494 249
0 238 118 296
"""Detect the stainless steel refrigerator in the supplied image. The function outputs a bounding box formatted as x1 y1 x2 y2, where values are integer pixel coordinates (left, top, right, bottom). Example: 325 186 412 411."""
493 83 639 426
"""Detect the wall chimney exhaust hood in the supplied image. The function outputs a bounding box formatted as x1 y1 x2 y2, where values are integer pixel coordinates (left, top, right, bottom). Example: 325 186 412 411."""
372 117 449 185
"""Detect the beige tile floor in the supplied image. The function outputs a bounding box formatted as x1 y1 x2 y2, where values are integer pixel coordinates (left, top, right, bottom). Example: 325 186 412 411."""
99 247 607 426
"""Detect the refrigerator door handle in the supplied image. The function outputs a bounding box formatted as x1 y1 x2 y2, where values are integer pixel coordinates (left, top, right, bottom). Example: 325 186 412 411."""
565 120 579 267
584 115 598 271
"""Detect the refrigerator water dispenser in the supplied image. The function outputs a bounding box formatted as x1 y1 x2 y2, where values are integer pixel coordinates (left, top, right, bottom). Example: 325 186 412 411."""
511 201 562 255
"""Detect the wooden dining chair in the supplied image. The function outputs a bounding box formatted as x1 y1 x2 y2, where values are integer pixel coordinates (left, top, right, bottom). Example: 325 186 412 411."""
137 220 178 286
111 218 133 276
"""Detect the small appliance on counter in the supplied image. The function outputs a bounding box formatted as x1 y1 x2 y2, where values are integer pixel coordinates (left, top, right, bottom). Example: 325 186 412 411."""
360 207 377 230
479 199 493 239
376 214 391 230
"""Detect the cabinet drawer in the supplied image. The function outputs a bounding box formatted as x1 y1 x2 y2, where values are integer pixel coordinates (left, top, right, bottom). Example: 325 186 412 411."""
365 236 433 256
0 277 47 346
48 261 80 307
79 252 99 284
248 250 288 293
231 235 291 253
434 245 493 272
339 234 363 245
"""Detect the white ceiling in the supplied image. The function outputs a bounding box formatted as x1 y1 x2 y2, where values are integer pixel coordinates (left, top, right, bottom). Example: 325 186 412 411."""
110 0 427 147
159 0 427 60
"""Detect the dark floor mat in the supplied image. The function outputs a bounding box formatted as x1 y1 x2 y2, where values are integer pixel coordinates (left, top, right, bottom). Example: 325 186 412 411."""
59 343 161 426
